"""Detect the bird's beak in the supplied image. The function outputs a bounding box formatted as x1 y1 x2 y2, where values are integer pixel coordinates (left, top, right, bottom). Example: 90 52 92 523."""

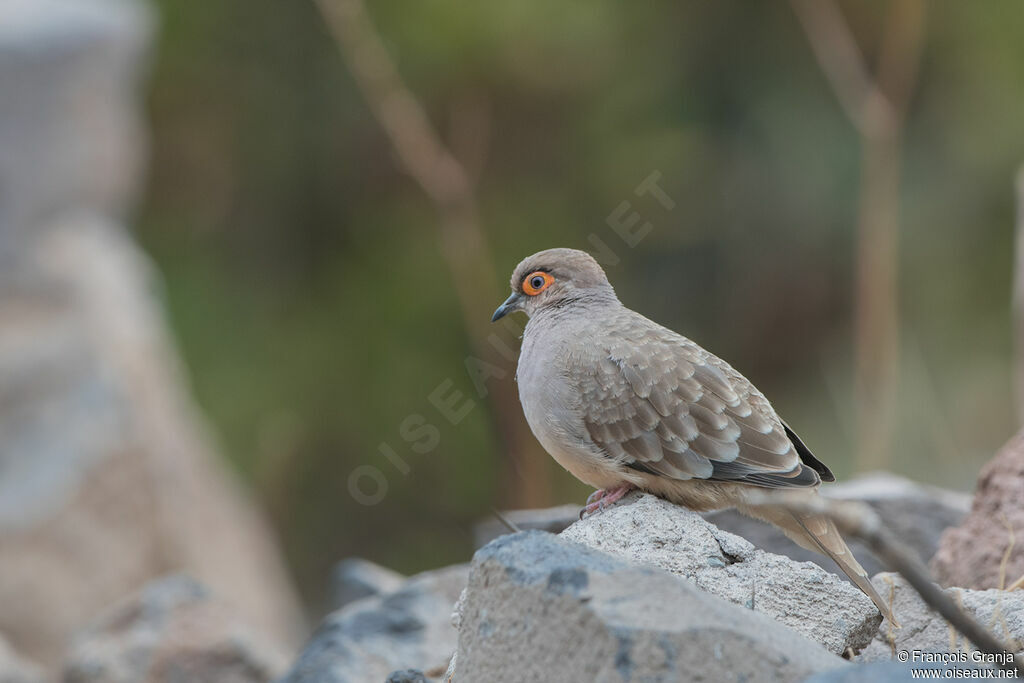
491 291 522 322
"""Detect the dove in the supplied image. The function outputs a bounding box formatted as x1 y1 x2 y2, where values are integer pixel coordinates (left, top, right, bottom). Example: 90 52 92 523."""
491 247 894 622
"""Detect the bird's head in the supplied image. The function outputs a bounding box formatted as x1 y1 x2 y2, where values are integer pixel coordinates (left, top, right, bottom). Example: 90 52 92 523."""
491 248 617 322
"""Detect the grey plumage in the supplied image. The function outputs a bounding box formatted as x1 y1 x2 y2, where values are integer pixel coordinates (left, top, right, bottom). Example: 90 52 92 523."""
494 247 895 622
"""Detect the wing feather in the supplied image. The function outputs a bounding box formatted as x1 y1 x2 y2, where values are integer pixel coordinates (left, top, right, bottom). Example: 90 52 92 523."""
578 314 823 488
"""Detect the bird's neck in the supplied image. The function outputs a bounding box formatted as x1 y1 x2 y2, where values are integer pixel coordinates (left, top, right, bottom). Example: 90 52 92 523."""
530 291 622 326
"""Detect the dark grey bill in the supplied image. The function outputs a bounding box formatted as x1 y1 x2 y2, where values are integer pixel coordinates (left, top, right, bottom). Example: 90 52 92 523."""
491 292 521 322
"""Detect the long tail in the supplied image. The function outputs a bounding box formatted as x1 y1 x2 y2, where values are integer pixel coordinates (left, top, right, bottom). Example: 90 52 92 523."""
742 504 898 626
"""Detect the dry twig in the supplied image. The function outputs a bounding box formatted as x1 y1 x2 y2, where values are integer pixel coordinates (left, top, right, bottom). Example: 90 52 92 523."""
314 0 548 505
790 0 926 470
746 491 1022 676
490 507 523 535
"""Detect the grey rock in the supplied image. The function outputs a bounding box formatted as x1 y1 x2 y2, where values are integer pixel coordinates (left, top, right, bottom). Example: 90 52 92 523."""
455 530 846 683
706 472 969 582
0 0 152 259
561 492 881 654
859 573 1024 662
933 431 1024 590
473 504 581 548
283 565 467 683
804 660 991 682
472 472 968 586
385 670 428 683
63 575 289 683
450 588 467 632
0 216 306 670
330 558 406 612
0 0 305 670
0 637 43 683
443 651 456 683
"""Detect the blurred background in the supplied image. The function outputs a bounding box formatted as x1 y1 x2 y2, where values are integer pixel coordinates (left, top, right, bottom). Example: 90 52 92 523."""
3 1 1024 669
139 1 1023 605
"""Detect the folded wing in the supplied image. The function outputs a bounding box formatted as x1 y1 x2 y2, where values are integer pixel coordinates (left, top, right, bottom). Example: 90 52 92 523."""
577 319 830 488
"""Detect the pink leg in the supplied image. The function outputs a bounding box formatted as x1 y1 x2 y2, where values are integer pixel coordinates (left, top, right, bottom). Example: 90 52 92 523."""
599 485 633 507
579 484 634 519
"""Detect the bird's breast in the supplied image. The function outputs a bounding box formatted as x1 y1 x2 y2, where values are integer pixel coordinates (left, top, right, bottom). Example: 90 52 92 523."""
516 324 625 490
516 330 575 436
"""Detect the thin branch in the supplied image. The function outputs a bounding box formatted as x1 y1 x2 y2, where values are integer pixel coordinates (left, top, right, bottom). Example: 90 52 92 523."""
314 0 550 506
791 0 926 471
746 492 1022 676
314 0 493 340
875 0 927 121
314 0 470 207
490 507 523 535
788 0 891 136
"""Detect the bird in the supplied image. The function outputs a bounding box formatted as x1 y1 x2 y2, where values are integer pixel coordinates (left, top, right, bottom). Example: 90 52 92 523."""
491 247 894 622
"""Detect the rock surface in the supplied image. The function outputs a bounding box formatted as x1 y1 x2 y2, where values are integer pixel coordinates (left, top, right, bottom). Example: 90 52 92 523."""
560 492 881 654
0 0 305 668
705 472 969 581
0 216 306 669
0 637 43 683
453 530 846 682
385 670 429 683
933 431 1024 590
859 573 1024 662
63 575 289 683
0 0 150 258
282 565 466 683
473 473 969 586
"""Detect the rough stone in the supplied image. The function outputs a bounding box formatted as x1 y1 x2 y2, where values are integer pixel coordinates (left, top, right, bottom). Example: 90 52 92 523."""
0 0 151 260
859 573 1024 663
0 0 305 670
472 472 969 585
560 492 881 654
385 670 429 683
454 530 846 682
63 575 289 683
705 472 969 581
330 558 406 612
933 431 1024 590
443 651 456 683
0 215 306 669
282 564 467 683
0 637 43 683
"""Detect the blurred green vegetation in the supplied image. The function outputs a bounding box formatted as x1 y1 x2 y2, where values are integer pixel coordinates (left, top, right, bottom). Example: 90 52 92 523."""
139 0 1024 610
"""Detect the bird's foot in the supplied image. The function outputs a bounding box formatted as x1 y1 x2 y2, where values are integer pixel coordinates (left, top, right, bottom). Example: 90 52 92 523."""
579 484 634 519
600 484 634 507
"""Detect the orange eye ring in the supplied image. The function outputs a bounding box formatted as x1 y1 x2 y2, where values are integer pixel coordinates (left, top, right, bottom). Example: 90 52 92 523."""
522 271 554 296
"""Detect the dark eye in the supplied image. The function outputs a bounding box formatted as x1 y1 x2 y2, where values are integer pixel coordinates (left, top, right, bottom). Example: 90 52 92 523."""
530 276 544 290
